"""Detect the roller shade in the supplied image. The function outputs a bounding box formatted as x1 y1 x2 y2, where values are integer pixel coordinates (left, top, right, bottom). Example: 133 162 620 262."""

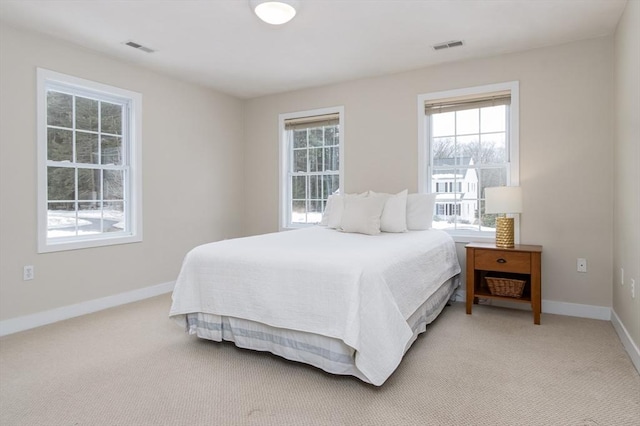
284 113 340 130
425 90 511 115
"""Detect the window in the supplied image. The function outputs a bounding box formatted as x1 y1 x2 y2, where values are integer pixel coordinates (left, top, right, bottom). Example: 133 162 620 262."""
418 81 519 241
279 107 344 229
37 68 142 252
436 203 462 216
436 182 462 193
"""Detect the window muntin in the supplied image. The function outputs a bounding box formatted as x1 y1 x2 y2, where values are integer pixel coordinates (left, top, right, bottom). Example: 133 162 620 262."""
279 107 344 229
290 125 340 224
430 104 508 232
419 82 519 240
37 69 142 252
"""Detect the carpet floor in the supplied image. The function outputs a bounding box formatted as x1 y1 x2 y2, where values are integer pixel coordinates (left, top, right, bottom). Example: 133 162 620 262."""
1 294 638 425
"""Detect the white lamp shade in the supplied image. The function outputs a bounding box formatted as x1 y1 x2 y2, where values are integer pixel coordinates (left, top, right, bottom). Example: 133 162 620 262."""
251 1 297 25
485 186 523 214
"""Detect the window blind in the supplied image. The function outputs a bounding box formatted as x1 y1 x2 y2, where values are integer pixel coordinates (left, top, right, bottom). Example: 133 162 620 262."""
424 90 511 115
284 113 340 130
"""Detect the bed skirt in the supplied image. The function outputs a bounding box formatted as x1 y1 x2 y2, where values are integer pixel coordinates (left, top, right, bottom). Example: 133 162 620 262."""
182 275 460 384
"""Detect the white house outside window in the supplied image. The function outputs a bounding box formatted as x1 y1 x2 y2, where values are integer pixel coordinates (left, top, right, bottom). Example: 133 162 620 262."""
37 69 142 252
418 81 519 241
279 107 344 229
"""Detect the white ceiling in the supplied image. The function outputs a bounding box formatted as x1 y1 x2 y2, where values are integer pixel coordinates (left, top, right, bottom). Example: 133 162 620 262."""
0 0 627 99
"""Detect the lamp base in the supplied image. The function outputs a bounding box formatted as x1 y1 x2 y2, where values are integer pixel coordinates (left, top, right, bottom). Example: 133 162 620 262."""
495 217 515 248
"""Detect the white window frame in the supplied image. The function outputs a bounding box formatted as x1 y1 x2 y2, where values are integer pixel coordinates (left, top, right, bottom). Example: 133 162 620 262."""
417 81 519 243
37 68 142 253
279 106 345 230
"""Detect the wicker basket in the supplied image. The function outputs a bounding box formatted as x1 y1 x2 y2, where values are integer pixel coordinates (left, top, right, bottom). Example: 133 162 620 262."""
485 277 526 298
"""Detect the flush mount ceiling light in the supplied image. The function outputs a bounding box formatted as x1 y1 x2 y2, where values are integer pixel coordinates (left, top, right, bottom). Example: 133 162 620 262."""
250 0 298 25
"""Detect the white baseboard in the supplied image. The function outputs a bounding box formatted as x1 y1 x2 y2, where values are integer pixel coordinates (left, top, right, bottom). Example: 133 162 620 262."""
541 299 611 320
0 281 175 337
611 309 640 374
453 289 611 320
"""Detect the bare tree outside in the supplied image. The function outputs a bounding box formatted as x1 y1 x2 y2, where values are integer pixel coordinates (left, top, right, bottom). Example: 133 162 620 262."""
46 90 125 236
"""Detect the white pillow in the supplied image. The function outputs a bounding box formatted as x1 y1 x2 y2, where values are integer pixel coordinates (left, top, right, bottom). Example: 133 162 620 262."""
370 189 408 233
320 195 337 226
340 196 386 235
406 193 437 230
322 192 368 229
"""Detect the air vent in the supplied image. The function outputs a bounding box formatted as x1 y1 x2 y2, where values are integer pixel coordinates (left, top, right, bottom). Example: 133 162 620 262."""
124 41 155 53
432 40 464 51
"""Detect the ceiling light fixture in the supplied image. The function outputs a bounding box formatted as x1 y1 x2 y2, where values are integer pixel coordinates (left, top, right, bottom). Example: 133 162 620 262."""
250 0 297 25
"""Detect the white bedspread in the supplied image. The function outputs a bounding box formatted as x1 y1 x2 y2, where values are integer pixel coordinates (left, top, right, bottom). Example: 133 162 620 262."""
169 226 460 386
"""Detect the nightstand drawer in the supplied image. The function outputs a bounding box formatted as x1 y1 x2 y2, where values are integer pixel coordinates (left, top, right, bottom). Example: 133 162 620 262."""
474 250 530 273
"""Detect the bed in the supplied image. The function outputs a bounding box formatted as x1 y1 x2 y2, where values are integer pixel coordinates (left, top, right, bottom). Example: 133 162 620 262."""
169 225 460 386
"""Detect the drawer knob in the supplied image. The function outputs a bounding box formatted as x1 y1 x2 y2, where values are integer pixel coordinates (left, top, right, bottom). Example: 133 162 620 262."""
497 258 507 264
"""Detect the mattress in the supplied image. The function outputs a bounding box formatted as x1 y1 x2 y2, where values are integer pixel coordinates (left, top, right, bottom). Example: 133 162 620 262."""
170 226 461 385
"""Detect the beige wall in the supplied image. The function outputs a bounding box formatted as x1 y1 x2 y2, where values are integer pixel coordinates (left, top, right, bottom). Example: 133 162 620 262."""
613 0 640 348
244 37 615 308
1 15 632 340
0 24 245 321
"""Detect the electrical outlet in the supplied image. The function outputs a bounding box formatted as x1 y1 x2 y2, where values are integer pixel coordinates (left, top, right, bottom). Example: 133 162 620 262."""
577 258 587 273
631 279 636 299
23 265 34 281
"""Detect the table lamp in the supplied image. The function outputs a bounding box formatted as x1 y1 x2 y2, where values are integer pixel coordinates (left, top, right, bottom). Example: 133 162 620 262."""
485 186 522 248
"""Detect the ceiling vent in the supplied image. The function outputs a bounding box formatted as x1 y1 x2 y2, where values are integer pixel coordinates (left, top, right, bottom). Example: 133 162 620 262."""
433 40 464 51
124 41 155 53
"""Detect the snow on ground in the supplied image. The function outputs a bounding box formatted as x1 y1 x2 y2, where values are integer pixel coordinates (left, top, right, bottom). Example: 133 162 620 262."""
47 209 125 238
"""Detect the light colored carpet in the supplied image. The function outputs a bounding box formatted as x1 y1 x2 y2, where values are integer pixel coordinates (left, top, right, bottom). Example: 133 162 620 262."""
1 294 638 426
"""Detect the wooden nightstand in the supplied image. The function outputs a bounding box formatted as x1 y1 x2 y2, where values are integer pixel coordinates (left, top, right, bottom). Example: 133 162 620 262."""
466 243 543 324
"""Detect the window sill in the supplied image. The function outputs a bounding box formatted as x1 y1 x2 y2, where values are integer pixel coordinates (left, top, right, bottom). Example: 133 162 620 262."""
450 234 494 245
38 233 142 253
